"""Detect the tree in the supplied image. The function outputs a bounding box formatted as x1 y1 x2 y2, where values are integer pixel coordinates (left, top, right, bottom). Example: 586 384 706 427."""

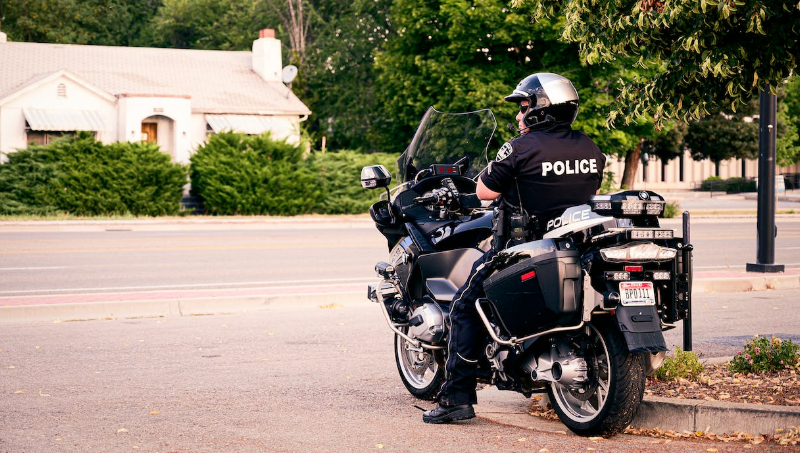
0 0 161 46
778 75 800 166
518 0 800 128
374 0 547 153
642 122 687 164
150 0 266 50
294 0 393 151
266 0 312 67
685 111 759 176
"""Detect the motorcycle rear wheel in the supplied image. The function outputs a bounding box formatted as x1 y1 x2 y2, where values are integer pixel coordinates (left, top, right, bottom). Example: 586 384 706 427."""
547 319 646 437
394 328 445 400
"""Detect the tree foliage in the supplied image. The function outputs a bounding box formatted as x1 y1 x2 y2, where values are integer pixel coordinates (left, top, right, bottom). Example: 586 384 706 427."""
150 0 265 49
686 112 758 166
298 0 392 151
374 0 553 153
519 0 800 127
778 76 800 166
0 0 161 46
642 122 687 163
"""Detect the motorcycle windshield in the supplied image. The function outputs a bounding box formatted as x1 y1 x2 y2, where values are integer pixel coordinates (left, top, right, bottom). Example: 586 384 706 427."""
396 107 497 184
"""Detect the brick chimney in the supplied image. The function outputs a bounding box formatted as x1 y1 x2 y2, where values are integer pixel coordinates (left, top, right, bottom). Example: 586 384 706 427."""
252 28 282 83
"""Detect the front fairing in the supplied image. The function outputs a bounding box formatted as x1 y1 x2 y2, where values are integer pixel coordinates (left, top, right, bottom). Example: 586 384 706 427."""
393 107 497 195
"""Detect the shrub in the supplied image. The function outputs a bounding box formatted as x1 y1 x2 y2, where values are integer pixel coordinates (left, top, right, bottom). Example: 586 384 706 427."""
190 132 318 215
662 202 680 218
0 143 62 216
729 335 800 374
699 175 724 191
653 347 704 381
723 177 757 193
0 133 186 216
599 169 616 194
309 150 397 214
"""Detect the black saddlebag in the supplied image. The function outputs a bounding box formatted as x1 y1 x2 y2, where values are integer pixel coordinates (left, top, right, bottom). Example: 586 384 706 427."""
483 240 582 338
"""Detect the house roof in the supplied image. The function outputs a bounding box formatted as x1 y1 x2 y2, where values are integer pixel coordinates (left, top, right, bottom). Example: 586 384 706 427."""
0 41 310 115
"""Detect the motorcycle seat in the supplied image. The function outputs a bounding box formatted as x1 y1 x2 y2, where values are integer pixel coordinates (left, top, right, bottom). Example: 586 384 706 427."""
426 278 459 303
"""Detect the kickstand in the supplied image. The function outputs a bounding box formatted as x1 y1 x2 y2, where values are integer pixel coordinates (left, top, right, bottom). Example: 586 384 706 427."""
413 405 427 412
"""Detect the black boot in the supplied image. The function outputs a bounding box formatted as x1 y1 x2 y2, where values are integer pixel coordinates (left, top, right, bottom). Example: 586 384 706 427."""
422 403 475 424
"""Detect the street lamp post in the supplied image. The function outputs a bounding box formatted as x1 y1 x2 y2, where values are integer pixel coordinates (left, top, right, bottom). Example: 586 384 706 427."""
746 90 785 273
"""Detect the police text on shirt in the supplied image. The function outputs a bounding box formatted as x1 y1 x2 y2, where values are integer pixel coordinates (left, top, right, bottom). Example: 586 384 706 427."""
542 158 598 177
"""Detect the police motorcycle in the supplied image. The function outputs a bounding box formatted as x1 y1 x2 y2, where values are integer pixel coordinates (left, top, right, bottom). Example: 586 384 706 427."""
361 107 693 436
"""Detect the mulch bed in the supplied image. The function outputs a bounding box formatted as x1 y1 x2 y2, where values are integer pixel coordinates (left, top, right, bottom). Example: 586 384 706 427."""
645 364 800 406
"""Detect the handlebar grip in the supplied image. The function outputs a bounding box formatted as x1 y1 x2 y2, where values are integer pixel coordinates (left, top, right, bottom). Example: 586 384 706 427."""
413 193 439 205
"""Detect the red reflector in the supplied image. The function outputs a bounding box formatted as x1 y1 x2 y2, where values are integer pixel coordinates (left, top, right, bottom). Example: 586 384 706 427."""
521 270 536 282
624 266 643 272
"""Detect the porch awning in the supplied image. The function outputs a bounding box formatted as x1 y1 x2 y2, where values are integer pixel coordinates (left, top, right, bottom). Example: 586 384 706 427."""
205 114 278 135
23 108 107 131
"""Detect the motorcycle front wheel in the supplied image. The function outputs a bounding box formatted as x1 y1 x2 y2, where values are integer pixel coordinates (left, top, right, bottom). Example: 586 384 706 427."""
547 319 646 437
394 328 445 400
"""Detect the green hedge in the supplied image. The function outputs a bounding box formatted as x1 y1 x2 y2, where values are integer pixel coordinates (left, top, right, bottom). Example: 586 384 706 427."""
190 132 319 215
699 176 757 193
309 150 397 214
190 133 398 215
0 132 400 217
0 133 186 216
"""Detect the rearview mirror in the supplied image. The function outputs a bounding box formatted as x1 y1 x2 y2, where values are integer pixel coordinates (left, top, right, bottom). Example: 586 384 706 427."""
361 165 392 189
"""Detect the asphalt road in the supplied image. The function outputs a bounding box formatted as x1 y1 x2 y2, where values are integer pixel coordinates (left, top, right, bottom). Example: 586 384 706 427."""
2 296 793 453
1 217 799 299
663 288 800 357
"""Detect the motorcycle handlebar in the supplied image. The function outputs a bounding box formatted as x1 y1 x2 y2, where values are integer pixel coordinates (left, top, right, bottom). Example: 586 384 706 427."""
413 192 441 205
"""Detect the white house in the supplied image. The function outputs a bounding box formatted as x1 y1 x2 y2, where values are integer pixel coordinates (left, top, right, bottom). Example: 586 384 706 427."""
0 29 310 164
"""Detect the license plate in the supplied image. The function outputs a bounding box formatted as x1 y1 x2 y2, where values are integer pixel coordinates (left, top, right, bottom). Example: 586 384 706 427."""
619 281 656 306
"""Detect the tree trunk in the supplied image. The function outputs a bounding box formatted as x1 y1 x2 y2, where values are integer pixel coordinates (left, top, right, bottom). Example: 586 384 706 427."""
620 139 643 189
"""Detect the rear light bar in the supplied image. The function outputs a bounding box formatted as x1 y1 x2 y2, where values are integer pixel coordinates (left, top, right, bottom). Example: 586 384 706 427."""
605 271 630 281
628 229 674 240
606 270 671 282
650 271 671 280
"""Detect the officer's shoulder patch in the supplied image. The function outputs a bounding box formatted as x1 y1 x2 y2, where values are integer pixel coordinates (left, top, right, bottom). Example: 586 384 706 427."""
496 142 513 161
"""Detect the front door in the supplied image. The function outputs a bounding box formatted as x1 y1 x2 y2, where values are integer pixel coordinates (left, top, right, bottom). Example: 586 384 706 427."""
141 123 158 143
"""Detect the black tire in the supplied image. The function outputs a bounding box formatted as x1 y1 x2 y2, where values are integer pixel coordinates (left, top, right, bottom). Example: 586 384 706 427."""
394 328 445 400
547 319 646 437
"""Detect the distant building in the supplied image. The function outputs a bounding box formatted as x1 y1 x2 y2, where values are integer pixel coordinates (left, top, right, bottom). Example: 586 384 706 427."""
605 149 800 191
0 29 310 164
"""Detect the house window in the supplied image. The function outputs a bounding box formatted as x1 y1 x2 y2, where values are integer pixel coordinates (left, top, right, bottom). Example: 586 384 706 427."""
26 130 85 146
57 83 67 97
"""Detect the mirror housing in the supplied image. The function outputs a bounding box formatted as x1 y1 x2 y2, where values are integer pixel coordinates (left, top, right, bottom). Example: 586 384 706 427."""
361 165 392 189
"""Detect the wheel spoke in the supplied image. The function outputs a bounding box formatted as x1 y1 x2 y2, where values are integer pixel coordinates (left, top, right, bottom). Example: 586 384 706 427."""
580 399 598 415
597 379 609 405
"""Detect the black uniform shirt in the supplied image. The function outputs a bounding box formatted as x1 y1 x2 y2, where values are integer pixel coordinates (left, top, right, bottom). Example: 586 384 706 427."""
480 124 606 220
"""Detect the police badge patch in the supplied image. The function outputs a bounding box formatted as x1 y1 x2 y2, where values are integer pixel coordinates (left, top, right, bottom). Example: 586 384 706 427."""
496 142 513 161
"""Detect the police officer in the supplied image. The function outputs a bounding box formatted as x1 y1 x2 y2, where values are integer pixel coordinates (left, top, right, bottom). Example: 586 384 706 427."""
423 73 606 424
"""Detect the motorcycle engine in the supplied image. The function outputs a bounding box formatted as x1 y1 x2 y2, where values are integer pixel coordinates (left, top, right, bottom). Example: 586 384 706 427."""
407 303 447 344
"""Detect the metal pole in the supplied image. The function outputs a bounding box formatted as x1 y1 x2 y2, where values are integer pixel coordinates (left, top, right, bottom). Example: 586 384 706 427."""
747 90 785 273
682 211 692 351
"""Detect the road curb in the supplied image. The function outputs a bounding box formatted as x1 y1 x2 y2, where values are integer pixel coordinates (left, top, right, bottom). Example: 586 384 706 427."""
694 273 800 293
633 396 800 435
475 386 800 438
